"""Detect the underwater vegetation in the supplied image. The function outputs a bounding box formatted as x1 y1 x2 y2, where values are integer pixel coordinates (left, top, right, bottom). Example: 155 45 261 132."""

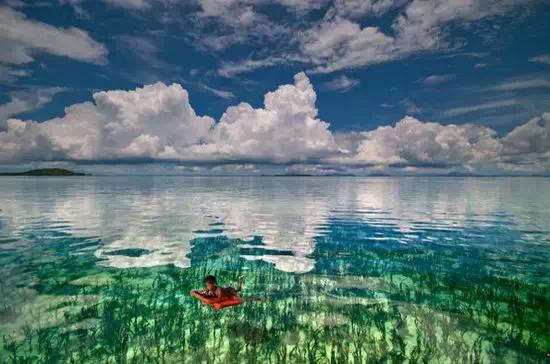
1 216 549 364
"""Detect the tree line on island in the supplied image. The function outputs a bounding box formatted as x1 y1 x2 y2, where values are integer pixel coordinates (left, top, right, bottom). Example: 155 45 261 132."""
0 168 85 176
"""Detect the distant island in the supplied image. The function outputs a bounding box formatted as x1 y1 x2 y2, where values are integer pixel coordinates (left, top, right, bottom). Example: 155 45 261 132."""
0 168 86 176
270 173 357 177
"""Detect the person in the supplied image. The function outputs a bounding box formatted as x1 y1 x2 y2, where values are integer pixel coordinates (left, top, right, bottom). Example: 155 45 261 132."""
190 275 244 303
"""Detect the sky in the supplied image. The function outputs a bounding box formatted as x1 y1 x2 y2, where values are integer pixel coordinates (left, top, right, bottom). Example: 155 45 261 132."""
0 0 549 175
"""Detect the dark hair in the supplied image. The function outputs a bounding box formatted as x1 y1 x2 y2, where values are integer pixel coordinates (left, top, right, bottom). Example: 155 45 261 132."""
204 275 217 284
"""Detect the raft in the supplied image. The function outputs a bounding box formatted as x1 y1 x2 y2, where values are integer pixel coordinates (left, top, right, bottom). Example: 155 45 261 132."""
211 296 243 310
193 294 244 310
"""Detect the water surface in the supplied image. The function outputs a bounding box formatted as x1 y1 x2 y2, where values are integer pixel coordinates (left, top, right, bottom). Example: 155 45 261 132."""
0 176 549 362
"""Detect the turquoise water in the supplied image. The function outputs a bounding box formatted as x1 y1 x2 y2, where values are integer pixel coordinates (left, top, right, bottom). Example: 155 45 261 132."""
0 176 549 363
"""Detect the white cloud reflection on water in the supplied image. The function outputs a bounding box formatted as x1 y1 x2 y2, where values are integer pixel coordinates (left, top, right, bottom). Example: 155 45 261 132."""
0 176 548 273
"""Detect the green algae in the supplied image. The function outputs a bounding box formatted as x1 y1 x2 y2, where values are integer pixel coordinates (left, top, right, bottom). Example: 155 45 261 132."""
1 221 549 363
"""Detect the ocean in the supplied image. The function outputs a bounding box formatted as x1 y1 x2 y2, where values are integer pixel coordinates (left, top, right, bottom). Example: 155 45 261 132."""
0 176 548 362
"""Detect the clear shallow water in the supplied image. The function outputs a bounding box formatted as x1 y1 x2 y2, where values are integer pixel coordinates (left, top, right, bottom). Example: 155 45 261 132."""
0 176 549 363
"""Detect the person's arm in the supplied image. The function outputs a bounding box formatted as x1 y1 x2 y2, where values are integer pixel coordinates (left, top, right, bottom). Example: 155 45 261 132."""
190 289 223 304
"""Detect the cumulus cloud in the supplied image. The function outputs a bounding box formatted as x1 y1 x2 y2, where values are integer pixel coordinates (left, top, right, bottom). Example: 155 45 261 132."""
0 73 340 165
0 83 214 162
1 73 549 174
335 116 502 169
190 73 340 163
332 113 550 173
0 6 107 65
500 113 550 169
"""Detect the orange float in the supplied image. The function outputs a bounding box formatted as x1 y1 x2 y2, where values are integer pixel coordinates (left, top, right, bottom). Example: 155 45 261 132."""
193 294 244 309
211 296 244 310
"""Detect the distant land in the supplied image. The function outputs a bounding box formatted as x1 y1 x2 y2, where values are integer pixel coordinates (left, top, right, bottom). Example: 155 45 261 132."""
0 169 547 177
270 173 358 177
0 168 85 176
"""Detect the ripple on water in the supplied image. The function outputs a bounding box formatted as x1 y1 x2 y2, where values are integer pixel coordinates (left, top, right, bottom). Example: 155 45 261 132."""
0 176 549 362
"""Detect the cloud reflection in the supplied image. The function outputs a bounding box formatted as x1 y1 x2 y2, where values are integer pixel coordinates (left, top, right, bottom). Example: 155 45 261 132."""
0 176 548 273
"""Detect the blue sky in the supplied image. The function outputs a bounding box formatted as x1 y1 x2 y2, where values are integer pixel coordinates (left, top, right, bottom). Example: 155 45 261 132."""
1 0 549 175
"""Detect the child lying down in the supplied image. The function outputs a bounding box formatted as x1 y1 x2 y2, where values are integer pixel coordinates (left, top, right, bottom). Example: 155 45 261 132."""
190 275 244 305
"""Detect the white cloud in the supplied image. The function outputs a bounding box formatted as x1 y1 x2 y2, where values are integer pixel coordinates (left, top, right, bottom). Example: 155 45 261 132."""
58 0 89 16
200 33 249 51
198 0 258 26
333 113 550 173
0 73 340 164
218 57 286 77
0 64 28 83
529 54 550 65
199 84 235 99
391 0 527 50
104 0 151 9
474 63 490 68
500 113 550 170
0 6 107 65
276 0 329 12
299 17 398 73
0 87 67 130
336 116 502 169
0 82 214 162
322 75 359 92
59 0 152 13
420 74 454 85
297 0 530 73
331 0 405 18
1 73 548 174
197 0 328 23
400 98 422 114
489 78 550 91
200 0 532 74
193 0 292 51
442 99 521 117
191 72 341 163
117 35 158 57
193 0 406 54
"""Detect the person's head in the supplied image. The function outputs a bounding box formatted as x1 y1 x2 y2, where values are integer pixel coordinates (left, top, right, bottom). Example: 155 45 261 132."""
204 275 217 290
